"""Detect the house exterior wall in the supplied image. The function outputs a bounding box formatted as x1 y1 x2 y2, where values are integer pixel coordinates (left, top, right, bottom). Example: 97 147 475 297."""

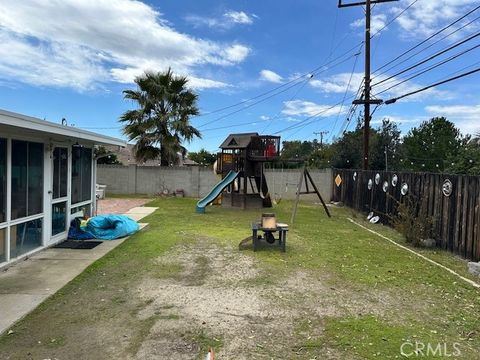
97 165 333 201
0 129 96 268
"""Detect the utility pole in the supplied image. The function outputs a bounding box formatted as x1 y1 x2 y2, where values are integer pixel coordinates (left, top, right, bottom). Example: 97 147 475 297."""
313 131 329 146
338 0 397 170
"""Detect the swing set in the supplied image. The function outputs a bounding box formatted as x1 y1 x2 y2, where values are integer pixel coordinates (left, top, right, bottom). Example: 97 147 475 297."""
266 160 331 223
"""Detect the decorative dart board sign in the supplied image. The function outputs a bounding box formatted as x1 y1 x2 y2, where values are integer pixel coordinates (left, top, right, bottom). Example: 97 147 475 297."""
442 179 453 197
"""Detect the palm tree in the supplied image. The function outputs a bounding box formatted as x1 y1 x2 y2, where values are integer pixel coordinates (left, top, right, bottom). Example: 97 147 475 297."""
120 69 201 166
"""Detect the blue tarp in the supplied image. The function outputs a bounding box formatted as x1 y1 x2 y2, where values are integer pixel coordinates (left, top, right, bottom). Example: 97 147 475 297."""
83 215 140 240
68 218 95 240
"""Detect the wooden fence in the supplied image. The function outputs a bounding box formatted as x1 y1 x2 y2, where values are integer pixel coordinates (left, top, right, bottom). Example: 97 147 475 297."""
332 169 480 262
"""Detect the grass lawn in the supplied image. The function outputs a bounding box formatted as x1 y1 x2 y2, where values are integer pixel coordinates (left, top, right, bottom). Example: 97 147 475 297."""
0 198 479 359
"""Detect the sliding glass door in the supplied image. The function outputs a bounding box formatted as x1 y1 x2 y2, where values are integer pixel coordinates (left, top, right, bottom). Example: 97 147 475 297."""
51 147 68 239
10 140 44 259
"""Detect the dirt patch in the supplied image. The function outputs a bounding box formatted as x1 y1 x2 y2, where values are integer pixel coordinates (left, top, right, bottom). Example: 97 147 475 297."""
131 240 395 359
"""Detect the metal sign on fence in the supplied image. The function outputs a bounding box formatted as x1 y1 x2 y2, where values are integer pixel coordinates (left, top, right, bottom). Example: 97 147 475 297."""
335 174 343 187
392 174 398 187
442 179 453 197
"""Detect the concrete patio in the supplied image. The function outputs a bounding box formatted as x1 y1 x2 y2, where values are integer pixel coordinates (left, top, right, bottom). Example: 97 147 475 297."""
0 205 158 335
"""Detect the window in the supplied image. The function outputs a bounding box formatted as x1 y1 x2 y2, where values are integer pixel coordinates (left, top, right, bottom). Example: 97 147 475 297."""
0 138 6 223
11 140 44 220
10 218 42 258
71 146 92 204
53 147 68 199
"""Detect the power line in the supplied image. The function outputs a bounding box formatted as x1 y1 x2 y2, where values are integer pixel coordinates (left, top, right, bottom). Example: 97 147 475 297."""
374 14 480 81
339 0 398 170
197 51 361 129
373 42 480 96
373 3 480 76
272 94 356 135
373 30 480 87
195 42 364 121
260 75 313 133
385 66 480 104
328 48 362 140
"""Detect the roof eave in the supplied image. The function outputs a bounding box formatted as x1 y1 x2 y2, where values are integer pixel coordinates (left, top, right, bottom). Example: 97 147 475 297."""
0 109 126 147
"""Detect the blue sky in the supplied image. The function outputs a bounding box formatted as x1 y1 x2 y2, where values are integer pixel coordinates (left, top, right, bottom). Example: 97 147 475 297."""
0 0 479 153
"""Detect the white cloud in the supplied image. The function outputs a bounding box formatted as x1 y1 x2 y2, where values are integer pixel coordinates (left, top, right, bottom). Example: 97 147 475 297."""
384 1 479 39
222 45 251 63
224 11 254 25
371 115 425 126
185 10 256 29
310 73 364 93
282 100 345 117
0 0 251 91
351 14 388 34
396 1 479 38
260 115 270 120
425 104 480 134
259 69 283 83
350 1 479 41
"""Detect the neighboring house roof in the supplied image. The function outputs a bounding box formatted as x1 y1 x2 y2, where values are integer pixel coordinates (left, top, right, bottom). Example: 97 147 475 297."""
105 144 198 166
182 158 199 166
0 109 125 147
220 132 259 149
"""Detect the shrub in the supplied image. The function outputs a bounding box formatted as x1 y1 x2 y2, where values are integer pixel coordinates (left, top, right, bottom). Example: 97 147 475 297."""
391 194 434 247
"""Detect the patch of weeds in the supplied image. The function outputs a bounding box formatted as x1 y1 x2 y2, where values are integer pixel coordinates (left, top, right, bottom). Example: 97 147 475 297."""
158 303 175 310
126 315 159 356
391 194 434 247
191 330 223 360
291 337 325 358
157 314 180 320
324 315 438 359
144 298 155 305
111 295 127 304
238 271 279 287
152 262 183 279
45 335 66 348
183 255 210 286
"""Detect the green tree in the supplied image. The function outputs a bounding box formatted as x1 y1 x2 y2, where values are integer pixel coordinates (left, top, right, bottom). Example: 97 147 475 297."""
280 140 315 160
279 140 317 168
400 117 461 172
445 136 480 175
330 118 377 169
94 146 122 165
306 144 334 168
187 148 216 166
120 69 201 166
370 118 402 171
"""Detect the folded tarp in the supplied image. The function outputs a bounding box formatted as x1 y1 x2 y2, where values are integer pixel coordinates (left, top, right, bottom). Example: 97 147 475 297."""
83 214 140 240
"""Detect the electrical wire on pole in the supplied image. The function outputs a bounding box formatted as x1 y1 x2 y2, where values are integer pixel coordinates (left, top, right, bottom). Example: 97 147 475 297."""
373 42 480 97
373 31 480 87
384 66 480 104
372 3 480 77
338 0 398 170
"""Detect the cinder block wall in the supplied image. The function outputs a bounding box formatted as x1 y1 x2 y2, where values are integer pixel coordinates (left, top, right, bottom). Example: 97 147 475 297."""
97 165 332 200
